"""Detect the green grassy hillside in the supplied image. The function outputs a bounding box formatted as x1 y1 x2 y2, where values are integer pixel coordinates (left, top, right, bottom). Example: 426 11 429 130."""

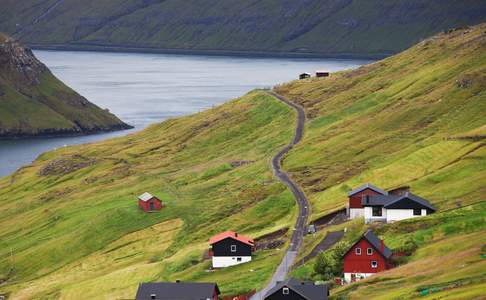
1 1 485 57
0 33 131 138
0 91 297 298
0 23 485 300
277 24 486 299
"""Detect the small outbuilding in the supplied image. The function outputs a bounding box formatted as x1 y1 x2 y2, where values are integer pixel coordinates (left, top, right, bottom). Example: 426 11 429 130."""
299 72 311 80
138 192 163 212
315 71 330 78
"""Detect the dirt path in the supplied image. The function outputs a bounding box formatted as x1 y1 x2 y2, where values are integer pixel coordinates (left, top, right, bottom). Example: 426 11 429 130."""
249 91 309 300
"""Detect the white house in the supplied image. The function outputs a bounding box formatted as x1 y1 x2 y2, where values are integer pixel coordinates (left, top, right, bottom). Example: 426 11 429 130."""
362 192 436 224
209 231 254 268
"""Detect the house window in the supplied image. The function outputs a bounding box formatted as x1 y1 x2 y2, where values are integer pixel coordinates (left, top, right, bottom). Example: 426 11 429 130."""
230 245 236 252
283 287 289 295
237 257 242 262
372 206 382 217
367 248 373 255
371 261 378 268
355 247 362 255
413 209 422 216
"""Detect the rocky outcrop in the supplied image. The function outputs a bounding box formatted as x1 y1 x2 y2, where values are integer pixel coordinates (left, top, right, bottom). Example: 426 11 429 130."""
0 32 133 138
0 33 48 85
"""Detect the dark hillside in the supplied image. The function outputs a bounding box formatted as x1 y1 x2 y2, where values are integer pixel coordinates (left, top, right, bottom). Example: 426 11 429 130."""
1 1 485 57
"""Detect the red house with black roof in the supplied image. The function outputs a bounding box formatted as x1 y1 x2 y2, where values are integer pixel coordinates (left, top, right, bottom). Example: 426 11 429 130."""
343 230 393 283
209 231 254 268
348 183 388 219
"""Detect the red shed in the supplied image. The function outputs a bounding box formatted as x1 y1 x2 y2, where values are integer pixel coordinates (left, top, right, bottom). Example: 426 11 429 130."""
316 70 330 77
343 230 392 283
138 192 163 212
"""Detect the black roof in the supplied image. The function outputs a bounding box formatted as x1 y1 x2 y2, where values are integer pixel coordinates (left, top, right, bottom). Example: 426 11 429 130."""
264 278 328 300
348 183 388 197
361 192 436 212
363 230 392 259
343 230 392 260
135 282 219 300
361 194 394 206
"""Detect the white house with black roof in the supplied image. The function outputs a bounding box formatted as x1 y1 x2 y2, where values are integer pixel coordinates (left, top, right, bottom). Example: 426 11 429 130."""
135 281 220 300
264 278 329 300
209 231 254 268
362 192 436 224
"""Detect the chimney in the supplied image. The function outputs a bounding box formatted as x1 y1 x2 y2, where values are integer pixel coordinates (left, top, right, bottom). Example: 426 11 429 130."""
150 294 156 300
380 240 385 252
235 232 238 237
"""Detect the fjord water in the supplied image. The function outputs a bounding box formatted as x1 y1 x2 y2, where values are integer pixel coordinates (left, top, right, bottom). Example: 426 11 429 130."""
0 50 370 177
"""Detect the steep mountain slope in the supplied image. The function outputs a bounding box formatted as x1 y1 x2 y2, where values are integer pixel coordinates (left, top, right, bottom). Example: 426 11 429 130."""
1 1 486 57
0 23 485 300
276 24 486 299
0 91 297 299
0 33 131 138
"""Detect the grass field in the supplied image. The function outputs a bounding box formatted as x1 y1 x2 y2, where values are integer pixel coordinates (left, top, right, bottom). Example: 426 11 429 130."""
0 24 485 299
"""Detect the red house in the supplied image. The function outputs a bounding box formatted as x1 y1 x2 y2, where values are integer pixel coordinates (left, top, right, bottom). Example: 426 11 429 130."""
348 183 388 219
343 230 392 283
138 192 162 212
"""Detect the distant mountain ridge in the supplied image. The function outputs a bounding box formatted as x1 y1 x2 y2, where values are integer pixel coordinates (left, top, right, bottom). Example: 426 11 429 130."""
0 33 132 138
1 1 486 57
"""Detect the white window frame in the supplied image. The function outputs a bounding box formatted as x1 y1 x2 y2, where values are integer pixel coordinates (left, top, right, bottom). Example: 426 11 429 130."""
371 260 378 268
367 248 373 255
355 247 362 255
230 245 237 252
282 287 289 295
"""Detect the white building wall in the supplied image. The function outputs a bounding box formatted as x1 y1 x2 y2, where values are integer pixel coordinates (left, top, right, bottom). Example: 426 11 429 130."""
364 207 387 224
349 208 364 219
386 209 426 222
344 272 375 283
212 256 251 268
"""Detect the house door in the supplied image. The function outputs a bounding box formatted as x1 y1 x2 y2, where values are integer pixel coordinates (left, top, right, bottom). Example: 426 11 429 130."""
150 201 155 211
351 274 356 282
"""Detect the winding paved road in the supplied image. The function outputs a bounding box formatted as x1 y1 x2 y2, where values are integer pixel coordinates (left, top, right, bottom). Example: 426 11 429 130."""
249 91 310 300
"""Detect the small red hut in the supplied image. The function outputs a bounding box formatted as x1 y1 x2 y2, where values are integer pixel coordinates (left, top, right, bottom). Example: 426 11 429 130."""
138 192 162 212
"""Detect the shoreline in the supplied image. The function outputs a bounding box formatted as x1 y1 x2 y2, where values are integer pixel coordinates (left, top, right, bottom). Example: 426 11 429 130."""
29 43 391 60
0 124 134 140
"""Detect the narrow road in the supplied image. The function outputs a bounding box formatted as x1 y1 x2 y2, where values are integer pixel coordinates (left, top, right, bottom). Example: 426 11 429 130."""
250 91 309 300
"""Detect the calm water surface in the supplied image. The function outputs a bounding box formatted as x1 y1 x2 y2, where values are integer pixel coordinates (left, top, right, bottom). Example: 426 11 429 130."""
0 50 371 177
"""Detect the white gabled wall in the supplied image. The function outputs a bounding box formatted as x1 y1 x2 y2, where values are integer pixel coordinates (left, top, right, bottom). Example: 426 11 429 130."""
212 256 251 268
344 272 375 283
349 208 364 219
364 206 387 224
386 209 426 222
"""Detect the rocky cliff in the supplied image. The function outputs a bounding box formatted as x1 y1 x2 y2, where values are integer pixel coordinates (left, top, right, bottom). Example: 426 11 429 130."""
0 33 132 138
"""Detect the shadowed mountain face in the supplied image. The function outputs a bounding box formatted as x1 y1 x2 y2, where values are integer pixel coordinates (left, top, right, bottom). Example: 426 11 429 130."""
0 33 132 138
1 0 486 57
